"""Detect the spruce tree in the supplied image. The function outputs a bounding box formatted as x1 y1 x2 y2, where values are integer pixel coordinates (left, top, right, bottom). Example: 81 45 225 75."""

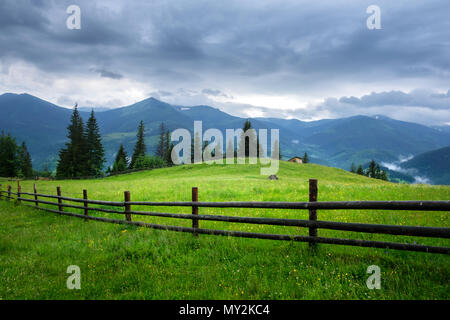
0 132 19 177
367 160 377 178
164 130 171 164
156 122 166 159
374 163 381 179
166 142 175 165
18 141 33 178
303 152 309 163
112 144 128 172
86 109 105 176
56 104 89 177
356 164 364 175
350 163 356 173
130 121 146 169
238 120 257 159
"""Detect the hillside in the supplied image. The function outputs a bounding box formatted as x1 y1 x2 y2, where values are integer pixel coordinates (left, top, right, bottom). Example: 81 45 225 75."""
0 162 449 299
1 93 450 179
0 93 77 167
401 146 450 185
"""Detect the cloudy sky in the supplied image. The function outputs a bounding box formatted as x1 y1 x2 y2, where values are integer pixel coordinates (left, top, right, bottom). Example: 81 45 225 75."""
0 0 449 125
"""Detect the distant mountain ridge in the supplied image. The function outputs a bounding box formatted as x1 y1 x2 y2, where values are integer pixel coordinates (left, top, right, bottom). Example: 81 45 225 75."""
400 146 450 185
1 92 450 184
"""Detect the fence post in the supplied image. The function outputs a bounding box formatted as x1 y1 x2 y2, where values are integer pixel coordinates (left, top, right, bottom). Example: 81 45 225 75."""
124 191 131 222
17 182 21 204
57 187 63 214
33 184 38 207
7 185 11 201
192 187 199 237
309 179 318 248
83 189 88 222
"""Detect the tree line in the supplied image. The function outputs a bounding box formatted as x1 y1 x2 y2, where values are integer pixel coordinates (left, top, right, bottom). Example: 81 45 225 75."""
55 105 177 177
54 106 289 177
56 106 105 177
0 132 33 178
108 121 175 174
2 105 308 178
350 160 388 181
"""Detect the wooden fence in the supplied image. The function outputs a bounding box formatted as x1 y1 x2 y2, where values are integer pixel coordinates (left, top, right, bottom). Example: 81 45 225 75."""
1 180 449 254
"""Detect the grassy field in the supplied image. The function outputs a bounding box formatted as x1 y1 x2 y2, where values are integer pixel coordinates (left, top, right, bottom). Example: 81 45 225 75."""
0 161 449 299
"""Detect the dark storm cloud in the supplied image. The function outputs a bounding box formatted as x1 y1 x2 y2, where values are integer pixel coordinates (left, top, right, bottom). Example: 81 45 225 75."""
0 0 449 124
0 0 50 30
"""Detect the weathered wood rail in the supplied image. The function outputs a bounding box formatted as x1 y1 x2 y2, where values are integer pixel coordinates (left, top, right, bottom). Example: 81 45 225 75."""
0 180 449 254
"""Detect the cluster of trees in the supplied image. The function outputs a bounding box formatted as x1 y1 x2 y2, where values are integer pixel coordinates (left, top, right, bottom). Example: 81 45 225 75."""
108 121 174 174
56 106 105 178
11 108 297 179
350 160 388 181
110 119 282 173
0 132 33 178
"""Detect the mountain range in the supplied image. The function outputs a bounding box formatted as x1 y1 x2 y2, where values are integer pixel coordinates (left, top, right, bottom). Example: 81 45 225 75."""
1 93 449 184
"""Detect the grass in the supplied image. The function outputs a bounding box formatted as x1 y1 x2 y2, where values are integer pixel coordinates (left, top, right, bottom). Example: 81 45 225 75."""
0 161 449 299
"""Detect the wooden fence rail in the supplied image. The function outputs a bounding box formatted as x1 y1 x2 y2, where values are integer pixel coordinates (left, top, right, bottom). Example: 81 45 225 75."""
0 180 449 255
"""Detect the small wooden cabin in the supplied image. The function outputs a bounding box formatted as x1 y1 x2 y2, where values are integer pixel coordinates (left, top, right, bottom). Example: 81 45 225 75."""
288 156 303 164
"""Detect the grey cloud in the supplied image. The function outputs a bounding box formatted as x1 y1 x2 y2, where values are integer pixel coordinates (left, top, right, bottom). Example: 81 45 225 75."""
201 89 232 99
0 0 449 125
149 90 173 100
57 95 75 106
339 90 450 110
93 68 123 80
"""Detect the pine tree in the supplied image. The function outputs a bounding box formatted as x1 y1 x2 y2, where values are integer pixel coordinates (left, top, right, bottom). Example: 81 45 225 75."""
0 132 19 177
375 163 381 179
130 121 146 169
350 163 356 173
86 109 105 176
166 142 175 165
367 160 377 178
380 170 389 181
303 152 309 163
238 120 257 159
112 144 128 172
56 104 89 177
18 141 33 178
156 122 166 159
356 164 364 175
164 129 170 163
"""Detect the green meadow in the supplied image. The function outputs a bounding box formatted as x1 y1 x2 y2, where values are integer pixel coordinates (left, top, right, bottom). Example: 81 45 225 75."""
0 161 449 299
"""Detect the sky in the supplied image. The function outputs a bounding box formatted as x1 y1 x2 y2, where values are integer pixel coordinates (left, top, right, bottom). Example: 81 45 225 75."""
0 0 449 125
